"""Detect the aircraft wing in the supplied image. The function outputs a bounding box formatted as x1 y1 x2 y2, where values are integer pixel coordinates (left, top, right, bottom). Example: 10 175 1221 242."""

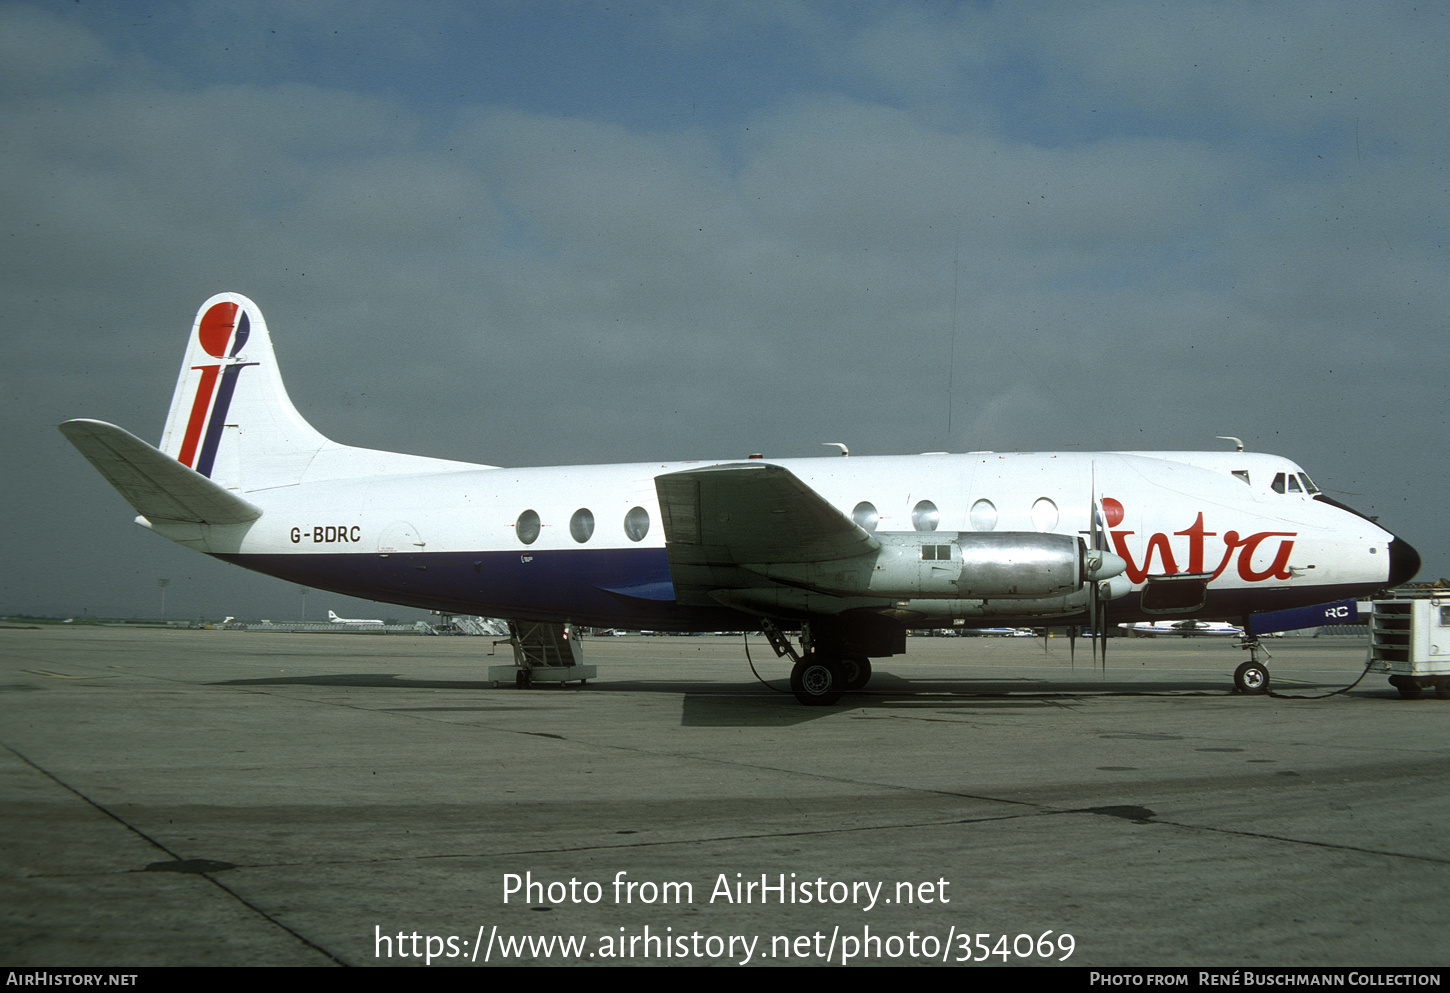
59 418 262 526
654 462 879 605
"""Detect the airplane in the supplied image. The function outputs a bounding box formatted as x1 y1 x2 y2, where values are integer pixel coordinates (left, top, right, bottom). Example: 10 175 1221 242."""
60 293 1421 704
1121 620 1245 638
328 610 384 626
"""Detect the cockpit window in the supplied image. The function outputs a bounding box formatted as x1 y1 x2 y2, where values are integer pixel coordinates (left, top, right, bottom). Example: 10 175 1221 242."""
1271 470 1318 496
1232 470 1250 485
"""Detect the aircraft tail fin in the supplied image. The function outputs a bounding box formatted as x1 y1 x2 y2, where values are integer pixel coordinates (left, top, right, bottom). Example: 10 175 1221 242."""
58 418 262 525
157 292 331 492
150 293 484 493
68 294 485 509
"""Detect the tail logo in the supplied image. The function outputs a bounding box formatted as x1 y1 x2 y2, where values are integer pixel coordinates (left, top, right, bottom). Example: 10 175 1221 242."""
177 301 257 476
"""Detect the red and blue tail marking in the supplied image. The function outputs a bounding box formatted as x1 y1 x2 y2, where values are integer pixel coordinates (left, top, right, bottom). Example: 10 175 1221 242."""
176 301 256 477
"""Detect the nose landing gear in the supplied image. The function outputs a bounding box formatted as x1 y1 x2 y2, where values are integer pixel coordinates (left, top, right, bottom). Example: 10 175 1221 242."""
1234 632 1272 694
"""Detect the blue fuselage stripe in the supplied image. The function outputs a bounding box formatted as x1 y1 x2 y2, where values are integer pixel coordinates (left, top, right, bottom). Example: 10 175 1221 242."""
214 547 742 629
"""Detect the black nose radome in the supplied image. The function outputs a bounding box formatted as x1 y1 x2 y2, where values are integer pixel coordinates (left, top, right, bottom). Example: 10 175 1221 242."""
1387 537 1422 588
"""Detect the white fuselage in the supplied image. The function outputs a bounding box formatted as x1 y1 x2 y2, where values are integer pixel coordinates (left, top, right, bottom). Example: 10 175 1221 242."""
193 449 1402 629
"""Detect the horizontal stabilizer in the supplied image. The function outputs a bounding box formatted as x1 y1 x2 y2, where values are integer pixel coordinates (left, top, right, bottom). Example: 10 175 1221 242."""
59 419 262 526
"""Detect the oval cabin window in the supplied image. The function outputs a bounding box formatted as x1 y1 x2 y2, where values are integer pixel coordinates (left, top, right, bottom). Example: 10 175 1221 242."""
570 508 595 543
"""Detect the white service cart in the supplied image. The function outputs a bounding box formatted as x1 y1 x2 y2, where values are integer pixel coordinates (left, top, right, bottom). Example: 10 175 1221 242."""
1368 593 1450 698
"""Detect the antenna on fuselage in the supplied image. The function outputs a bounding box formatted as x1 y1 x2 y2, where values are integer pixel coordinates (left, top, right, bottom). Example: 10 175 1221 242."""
823 443 849 457
1217 436 1245 452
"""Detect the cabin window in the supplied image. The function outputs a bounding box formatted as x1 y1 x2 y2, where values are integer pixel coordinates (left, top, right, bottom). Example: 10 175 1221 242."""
969 498 997 532
853 501 880 532
912 500 940 532
1031 497 1059 533
516 510 540 545
624 506 650 542
569 508 595 543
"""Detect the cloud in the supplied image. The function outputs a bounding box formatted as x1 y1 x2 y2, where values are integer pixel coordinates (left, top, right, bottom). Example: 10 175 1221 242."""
4 2 1447 617
0 4 113 89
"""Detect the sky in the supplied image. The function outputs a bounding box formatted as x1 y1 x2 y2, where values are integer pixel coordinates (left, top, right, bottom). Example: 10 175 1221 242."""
2 0 1446 621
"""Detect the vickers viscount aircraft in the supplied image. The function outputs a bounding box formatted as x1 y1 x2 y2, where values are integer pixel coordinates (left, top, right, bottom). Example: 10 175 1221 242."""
61 293 1420 704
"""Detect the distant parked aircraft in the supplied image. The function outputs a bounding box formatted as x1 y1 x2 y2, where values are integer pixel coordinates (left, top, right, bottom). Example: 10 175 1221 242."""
329 610 383 626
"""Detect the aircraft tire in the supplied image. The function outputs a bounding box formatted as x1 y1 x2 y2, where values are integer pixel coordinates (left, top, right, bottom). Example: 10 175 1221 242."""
840 657 872 691
1233 660 1270 694
1390 676 1422 699
791 656 844 706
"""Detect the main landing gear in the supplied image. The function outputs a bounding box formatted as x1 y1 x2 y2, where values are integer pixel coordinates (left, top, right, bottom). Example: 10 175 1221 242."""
763 620 874 706
790 655 844 706
838 656 872 691
783 654 874 705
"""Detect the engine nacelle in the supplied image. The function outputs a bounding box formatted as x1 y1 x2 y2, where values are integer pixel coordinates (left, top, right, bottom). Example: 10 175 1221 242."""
869 532 1085 599
746 532 1126 601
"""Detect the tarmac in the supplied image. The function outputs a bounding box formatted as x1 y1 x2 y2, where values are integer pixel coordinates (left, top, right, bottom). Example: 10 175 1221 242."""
2 625 1447 968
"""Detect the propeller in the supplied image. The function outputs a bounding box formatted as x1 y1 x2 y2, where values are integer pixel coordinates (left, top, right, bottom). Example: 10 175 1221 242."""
1082 465 1130 672
1089 471 1107 670
1070 469 1129 672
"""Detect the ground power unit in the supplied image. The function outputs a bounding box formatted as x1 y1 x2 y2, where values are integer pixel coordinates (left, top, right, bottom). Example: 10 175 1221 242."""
1369 594 1450 698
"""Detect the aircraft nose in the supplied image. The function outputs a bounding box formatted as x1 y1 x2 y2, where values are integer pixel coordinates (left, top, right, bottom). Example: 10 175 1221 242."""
1387 536 1421 587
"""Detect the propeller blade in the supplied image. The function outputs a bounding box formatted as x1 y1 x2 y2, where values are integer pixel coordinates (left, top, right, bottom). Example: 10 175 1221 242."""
1097 586 1108 671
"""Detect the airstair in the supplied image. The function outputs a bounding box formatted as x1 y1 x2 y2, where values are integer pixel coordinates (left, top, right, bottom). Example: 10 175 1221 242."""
487 621 596 688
